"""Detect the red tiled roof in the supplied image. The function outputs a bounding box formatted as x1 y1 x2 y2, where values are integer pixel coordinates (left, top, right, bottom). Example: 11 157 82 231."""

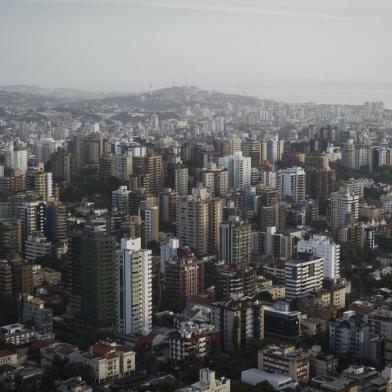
90 342 113 357
56 347 76 356
32 339 56 349
0 350 14 358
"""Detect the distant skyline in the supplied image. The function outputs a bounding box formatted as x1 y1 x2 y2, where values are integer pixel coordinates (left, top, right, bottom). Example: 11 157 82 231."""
1 0 391 106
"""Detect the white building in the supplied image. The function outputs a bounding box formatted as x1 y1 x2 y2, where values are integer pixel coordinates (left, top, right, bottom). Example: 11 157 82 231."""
297 235 340 280
5 140 28 174
277 167 306 202
35 137 62 164
114 152 133 182
25 233 52 261
0 323 36 346
116 238 152 336
219 151 251 190
18 201 46 245
241 369 297 391
178 368 230 392
160 237 179 274
330 185 359 229
285 256 324 300
175 164 189 196
266 136 284 164
112 186 130 213
69 341 135 384
260 170 277 188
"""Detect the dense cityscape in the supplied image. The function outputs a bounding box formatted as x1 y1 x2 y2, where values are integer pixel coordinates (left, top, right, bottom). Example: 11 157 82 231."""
0 84 390 391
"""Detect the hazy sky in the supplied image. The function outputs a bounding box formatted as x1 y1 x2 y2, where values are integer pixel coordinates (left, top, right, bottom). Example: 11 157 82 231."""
1 0 391 105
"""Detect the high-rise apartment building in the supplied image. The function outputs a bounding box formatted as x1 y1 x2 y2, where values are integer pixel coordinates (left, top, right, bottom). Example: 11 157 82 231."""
50 147 71 186
98 152 114 180
160 237 179 274
219 151 251 190
0 254 33 296
215 265 256 301
159 188 178 226
175 164 189 195
5 140 28 174
0 219 22 258
0 168 25 194
177 187 222 257
145 154 163 194
81 228 116 329
35 137 61 164
266 136 284 164
259 202 286 232
116 238 152 336
277 167 306 202
114 151 133 182
26 164 53 200
211 297 264 352
229 136 242 155
242 137 266 167
67 134 108 172
18 201 46 250
297 235 340 280
165 247 204 299
112 186 131 213
330 185 359 229
199 163 229 196
285 254 324 300
138 203 159 245
44 200 67 244
219 217 251 265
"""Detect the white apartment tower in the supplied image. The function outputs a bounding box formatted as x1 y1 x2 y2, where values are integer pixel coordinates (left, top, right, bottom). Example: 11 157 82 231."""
175 164 189 195
330 185 359 229
160 237 179 274
5 140 28 174
297 235 340 280
112 186 131 213
285 256 324 300
219 151 251 190
277 167 306 202
114 151 133 182
116 238 152 336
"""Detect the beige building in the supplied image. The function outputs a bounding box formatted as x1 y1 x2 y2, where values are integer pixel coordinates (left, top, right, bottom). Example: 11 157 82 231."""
258 345 309 382
69 341 135 384
199 163 229 196
0 350 17 367
177 187 222 257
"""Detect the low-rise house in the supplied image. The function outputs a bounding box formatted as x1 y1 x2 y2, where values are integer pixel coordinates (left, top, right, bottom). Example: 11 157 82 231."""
69 340 135 384
342 366 380 392
241 368 297 391
178 368 230 392
40 342 79 365
55 376 93 392
308 346 338 377
0 323 36 346
311 376 359 392
0 350 17 367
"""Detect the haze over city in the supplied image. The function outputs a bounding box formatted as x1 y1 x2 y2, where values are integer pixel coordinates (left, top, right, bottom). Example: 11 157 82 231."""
2 2 392 392
1 0 392 106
